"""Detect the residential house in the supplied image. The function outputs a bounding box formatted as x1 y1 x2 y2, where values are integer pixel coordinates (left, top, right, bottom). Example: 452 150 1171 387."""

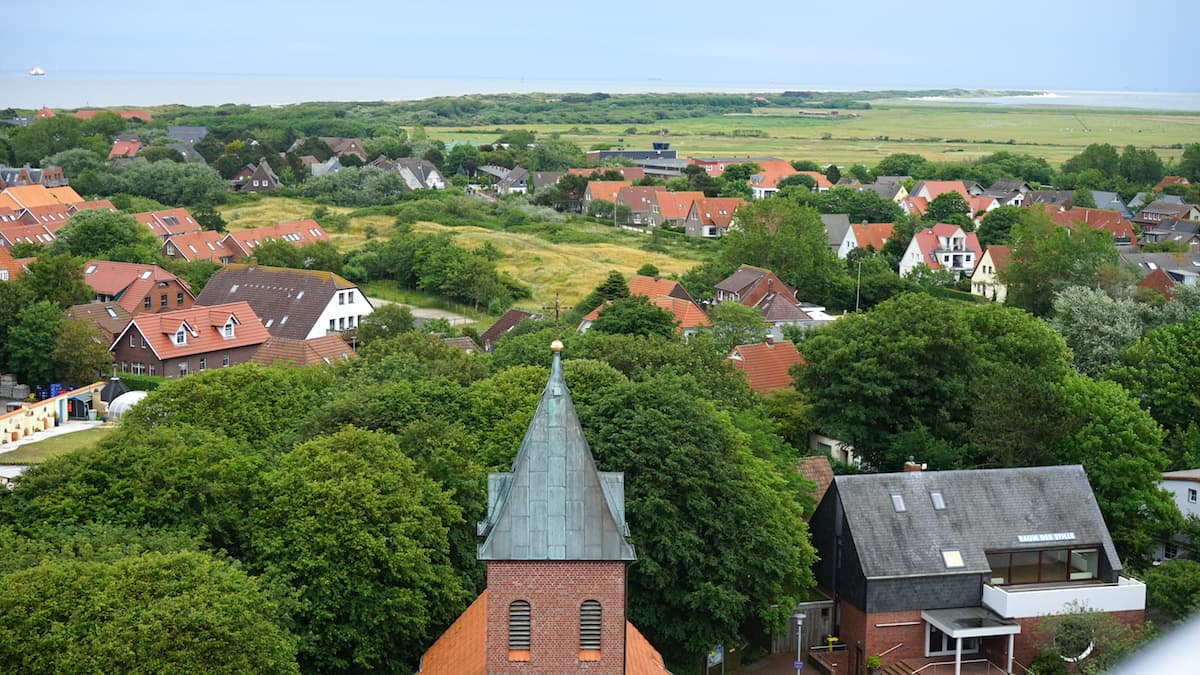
971 245 1012 303
479 309 539 352
67 199 117 215
583 180 631 211
748 160 803 199
1092 190 1134 219
418 344 669 675
1048 207 1136 245
66 302 135 345
0 164 68 189
968 195 1000 222
727 338 805 394
902 195 929 217
899 223 982 279
221 220 330 259
440 336 481 353
634 157 688 180
133 208 202 240
241 159 280 192
82 260 195 314
0 245 28 281
579 275 709 336
392 158 449 190
310 156 341 177
796 455 835 510
319 137 367 162
194 264 374 340
861 181 909 204
1121 252 1200 298
109 301 269 377
15 203 73 231
497 167 530 195
714 265 834 338
1139 218 1200 251
1153 176 1191 192
615 186 666 226
74 109 153 122
567 167 647 182
1132 200 1200 231
0 184 84 210
808 432 858 468
107 139 141 160
684 197 743 237
1025 190 1074 209
1129 192 1183 211
910 180 980 202
809 465 1144 674
850 222 894 254
647 190 703 227
822 214 854 257
477 165 510 183
249 335 357 368
1153 469 1200 562
627 274 697 304
532 171 564 192
167 126 208 145
988 179 1032 197
162 230 236 264
688 155 780 177
0 221 56 248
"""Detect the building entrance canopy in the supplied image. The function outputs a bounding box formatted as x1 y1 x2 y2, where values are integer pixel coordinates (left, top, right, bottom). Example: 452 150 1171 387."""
922 607 1020 639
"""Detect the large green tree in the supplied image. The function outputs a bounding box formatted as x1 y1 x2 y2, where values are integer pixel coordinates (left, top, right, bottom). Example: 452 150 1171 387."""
1001 206 1118 316
589 295 677 339
52 318 112 385
1049 286 1143 377
50 209 162 263
707 300 766 351
5 301 63 385
18 253 94 308
977 204 1022 246
247 428 468 673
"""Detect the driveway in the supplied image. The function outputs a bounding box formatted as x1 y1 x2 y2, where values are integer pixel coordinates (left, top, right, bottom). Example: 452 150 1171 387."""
367 298 473 326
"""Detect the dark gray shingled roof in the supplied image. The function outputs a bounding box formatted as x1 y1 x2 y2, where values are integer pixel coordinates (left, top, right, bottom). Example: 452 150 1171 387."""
834 465 1121 580
195 264 356 340
477 344 637 561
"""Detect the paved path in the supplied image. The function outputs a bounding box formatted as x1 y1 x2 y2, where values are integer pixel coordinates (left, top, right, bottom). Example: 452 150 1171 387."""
367 298 474 325
0 419 104 457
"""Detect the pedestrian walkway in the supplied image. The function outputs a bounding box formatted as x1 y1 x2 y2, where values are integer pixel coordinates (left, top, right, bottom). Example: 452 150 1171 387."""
0 419 104 456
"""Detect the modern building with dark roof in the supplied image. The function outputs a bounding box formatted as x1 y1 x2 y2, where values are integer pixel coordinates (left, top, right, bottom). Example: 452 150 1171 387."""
194 264 373 340
809 465 1145 674
418 344 668 674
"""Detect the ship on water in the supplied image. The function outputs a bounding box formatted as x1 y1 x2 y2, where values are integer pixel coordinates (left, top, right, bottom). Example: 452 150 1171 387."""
29 67 46 76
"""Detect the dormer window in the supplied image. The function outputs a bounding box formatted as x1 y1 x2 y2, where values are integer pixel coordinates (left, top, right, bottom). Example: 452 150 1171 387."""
223 319 235 338
174 329 186 345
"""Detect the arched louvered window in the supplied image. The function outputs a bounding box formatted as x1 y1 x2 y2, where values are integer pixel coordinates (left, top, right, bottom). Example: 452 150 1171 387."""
508 600 531 652
580 600 602 654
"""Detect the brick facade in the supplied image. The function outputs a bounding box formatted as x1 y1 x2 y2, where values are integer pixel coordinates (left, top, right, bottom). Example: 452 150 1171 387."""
110 324 261 377
485 561 626 674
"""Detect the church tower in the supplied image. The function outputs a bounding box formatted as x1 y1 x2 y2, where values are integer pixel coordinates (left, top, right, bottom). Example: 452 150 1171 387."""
477 340 638 673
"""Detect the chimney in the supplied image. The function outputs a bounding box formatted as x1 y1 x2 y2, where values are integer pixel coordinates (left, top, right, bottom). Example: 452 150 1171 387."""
903 457 923 472
764 335 774 346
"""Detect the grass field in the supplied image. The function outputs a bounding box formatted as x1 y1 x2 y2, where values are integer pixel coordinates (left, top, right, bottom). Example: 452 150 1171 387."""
0 427 112 465
430 101 1200 166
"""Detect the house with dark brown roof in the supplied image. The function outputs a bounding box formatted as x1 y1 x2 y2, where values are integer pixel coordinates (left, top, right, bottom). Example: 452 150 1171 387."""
194 264 373 340
220 220 330 259
714 265 832 337
728 338 805 394
648 190 704 227
479 309 539 351
82 260 195 315
319 137 367 162
66 302 136 345
241 159 280 192
971 246 1012 303
249 335 357 368
1132 200 1200 230
109 302 268 377
615 185 666 225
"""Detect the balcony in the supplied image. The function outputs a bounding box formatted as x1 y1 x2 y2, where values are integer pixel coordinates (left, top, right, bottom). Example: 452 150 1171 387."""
982 576 1145 618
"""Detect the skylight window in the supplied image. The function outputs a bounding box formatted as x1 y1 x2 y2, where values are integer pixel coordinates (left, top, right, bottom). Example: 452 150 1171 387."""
891 494 906 513
930 491 946 510
139 270 152 280
942 550 965 568
85 265 96 274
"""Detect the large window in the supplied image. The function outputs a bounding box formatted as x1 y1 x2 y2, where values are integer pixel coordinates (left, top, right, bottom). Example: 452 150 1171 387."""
987 548 1100 585
926 624 979 657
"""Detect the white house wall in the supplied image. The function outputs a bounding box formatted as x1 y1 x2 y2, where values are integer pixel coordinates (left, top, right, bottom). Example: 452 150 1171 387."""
982 576 1145 618
308 289 375 339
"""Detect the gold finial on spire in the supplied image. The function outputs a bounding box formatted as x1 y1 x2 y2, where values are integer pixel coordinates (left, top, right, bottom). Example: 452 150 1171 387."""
550 340 564 353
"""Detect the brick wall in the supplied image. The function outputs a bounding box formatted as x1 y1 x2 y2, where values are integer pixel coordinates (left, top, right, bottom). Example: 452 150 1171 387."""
859 607 928 666
486 561 626 674
1003 609 1145 668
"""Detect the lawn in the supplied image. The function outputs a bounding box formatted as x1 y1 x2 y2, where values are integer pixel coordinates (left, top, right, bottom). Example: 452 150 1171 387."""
430 101 1199 166
0 427 113 465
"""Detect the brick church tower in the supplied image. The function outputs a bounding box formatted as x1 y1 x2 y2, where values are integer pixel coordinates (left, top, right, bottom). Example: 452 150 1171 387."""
477 340 638 673
418 342 666 675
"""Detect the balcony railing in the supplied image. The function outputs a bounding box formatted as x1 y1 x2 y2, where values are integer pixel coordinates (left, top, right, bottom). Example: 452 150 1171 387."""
982 576 1145 618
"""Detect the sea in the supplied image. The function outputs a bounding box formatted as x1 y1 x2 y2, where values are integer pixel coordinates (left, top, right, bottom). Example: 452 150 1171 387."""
4 71 1200 112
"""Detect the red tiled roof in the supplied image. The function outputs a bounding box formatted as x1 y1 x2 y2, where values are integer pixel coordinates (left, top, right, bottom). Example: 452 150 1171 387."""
797 455 834 508
910 224 982 272
0 222 55 246
617 185 667 211
915 180 972 201
654 190 704 220
797 170 833 189
968 195 998 215
69 199 117 214
903 195 928 216
0 184 83 210
0 246 26 280
222 219 330 257
568 167 646 181
18 203 72 231
985 245 1012 272
1154 176 1190 191
133 208 201 238
652 296 710 331
107 140 141 160
1137 267 1176 299
747 159 799 190
249 335 356 367
690 197 744 228
627 274 695 303
164 230 234 262
729 340 806 394
851 222 894 251
113 301 268 358
586 180 632 203
36 107 54 118
1049 207 1134 242
417 590 668 675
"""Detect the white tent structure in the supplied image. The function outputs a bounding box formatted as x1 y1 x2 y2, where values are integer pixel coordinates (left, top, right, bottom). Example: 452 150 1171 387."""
107 390 148 422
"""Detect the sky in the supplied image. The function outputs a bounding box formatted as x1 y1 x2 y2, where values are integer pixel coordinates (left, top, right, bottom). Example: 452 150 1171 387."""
5 0 1200 94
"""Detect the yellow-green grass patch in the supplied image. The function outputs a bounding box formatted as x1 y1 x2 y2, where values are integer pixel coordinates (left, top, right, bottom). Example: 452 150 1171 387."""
0 427 113 465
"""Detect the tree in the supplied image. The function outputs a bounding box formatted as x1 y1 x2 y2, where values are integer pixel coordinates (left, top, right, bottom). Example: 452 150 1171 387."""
1049 376 1175 560
1072 187 1097 208
40 147 106 180
11 116 103 165
777 173 816 191
1141 559 1200 625
848 163 874 183
247 428 468 673
589 295 677 339
527 136 584 171
581 376 816 664
722 199 850 308
636 263 659 277
0 550 299 675
707 300 765 351
357 303 415 346
924 191 971 226
824 163 841 184
873 152 933 178
977 205 1022 246
116 160 228 206
52 319 111 385
5 301 63 385
1049 287 1143 377
138 146 185 163
1114 313 1200 458
1177 143 1200 183
247 238 304 268
817 187 903 223
1063 143 1121 178
1002 206 1118 317
192 203 226 232
50 209 162 263
1118 145 1165 185
1036 604 1146 674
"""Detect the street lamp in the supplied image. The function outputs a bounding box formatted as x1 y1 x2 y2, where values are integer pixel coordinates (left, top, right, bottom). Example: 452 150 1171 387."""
794 612 807 675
